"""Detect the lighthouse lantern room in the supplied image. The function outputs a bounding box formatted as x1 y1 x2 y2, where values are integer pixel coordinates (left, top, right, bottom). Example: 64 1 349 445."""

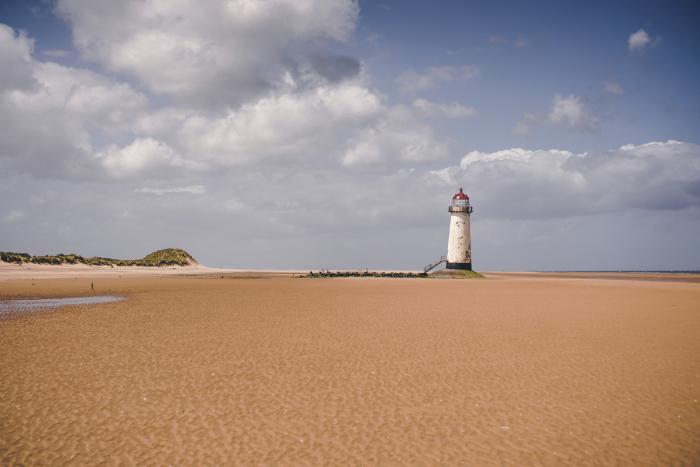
446 188 473 270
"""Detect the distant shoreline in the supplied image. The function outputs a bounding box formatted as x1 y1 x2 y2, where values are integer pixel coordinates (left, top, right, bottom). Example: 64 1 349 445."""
485 271 700 283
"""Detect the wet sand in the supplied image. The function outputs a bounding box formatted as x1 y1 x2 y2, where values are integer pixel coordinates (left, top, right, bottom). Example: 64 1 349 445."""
1 274 699 464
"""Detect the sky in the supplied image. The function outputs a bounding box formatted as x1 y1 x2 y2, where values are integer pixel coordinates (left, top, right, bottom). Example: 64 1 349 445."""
1 0 699 271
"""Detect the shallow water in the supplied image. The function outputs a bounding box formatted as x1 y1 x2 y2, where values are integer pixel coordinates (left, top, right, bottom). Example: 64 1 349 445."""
0 295 124 314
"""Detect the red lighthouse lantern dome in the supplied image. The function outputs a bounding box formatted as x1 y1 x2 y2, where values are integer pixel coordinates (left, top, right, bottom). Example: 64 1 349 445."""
449 187 472 213
452 188 469 200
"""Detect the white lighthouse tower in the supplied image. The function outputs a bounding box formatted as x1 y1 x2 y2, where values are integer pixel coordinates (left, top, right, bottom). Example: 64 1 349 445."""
446 188 473 270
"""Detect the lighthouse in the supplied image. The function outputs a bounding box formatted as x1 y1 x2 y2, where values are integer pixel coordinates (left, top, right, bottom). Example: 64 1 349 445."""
446 188 473 270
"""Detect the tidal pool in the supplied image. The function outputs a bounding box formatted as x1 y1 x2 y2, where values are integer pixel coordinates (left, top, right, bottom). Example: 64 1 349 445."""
0 296 124 315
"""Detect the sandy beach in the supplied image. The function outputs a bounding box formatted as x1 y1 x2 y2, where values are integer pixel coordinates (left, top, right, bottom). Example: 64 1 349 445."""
0 261 233 281
1 271 699 465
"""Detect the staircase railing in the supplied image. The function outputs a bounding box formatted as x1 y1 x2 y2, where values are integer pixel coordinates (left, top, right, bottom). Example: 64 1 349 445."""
423 256 447 273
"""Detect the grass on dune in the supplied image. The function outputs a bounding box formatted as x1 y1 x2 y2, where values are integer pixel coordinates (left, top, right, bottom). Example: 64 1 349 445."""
0 248 197 267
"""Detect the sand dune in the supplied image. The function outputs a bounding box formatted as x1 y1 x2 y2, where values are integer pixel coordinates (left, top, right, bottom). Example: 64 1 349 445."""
1 274 699 464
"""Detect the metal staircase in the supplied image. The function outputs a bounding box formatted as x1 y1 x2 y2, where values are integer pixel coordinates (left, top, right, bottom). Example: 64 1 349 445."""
423 256 447 273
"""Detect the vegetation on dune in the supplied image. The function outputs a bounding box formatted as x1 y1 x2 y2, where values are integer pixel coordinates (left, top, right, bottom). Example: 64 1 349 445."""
142 248 197 266
0 252 32 264
0 248 197 267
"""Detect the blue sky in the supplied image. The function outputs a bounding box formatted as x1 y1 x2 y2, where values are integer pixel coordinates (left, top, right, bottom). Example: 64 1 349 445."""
1 0 699 270
354 0 700 151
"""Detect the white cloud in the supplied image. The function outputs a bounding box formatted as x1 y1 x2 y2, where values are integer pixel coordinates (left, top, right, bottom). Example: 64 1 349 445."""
0 24 35 92
548 94 598 130
31 62 148 130
177 83 383 166
604 81 624 95
56 0 360 105
172 82 450 170
98 138 197 178
0 22 451 180
514 94 598 134
397 65 479 94
628 29 658 53
412 98 477 118
134 185 206 195
0 26 152 178
432 140 700 219
628 29 650 52
0 29 92 177
342 123 448 168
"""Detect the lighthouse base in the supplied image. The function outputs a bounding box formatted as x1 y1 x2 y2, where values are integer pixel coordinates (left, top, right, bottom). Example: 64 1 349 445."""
446 262 472 271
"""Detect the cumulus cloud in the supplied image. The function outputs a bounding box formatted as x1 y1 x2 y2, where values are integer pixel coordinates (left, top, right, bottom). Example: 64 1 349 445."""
147 85 454 173
0 27 151 178
34 62 148 131
514 94 598 134
342 122 448 168
0 31 91 177
177 83 383 166
0 22 453 180
98 138 198 178
397 65 479 94
56 0 360 106
431 140 700 219
0 24 36 92
628 29 659 53
548 94 598 130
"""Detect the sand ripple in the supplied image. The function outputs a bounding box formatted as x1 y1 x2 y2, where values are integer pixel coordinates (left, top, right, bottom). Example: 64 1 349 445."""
1 276 699 464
